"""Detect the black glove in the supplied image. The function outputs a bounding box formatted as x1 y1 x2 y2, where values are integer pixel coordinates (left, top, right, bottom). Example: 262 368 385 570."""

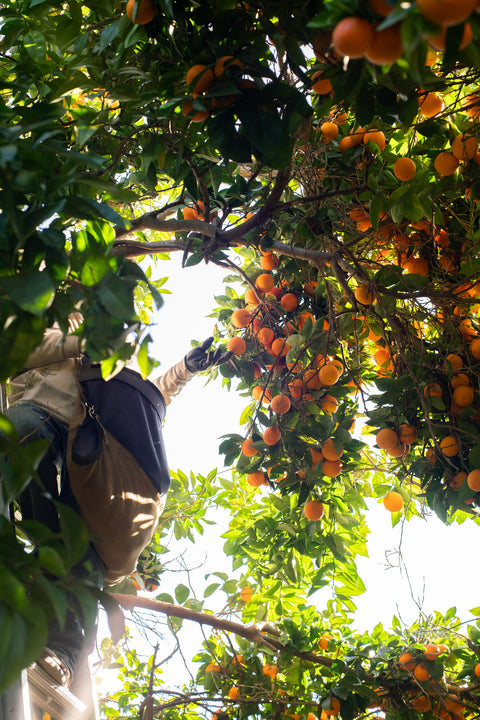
185 337 232 373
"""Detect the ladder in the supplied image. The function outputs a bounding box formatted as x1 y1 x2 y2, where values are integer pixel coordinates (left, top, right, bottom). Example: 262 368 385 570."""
0 653 99 720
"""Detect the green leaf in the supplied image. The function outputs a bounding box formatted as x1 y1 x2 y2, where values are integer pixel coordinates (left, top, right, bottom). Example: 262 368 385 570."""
1 272 54 316
175 583 190 604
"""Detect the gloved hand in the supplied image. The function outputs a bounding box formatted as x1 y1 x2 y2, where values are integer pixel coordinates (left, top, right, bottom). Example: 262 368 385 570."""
185 337 232 373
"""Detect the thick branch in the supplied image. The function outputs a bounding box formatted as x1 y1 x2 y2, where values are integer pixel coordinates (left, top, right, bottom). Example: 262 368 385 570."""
111 594 333 667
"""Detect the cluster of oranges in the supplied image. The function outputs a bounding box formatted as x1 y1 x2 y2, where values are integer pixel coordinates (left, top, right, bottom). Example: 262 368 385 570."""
182 57 245 123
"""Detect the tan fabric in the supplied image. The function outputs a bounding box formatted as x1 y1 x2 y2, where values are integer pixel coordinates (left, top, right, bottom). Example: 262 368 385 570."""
9 328 196 423
67 391 165 585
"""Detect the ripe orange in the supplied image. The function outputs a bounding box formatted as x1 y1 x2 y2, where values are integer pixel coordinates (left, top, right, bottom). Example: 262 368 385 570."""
453 385 474 407
413 663 431 681
271 337 288 356
399 652 416 670
227 336 246 355
228 686 240 700
452 133 479 161
322 459 343 477
368 0 393 15
424 643 441 661
320 121 339 142
311 71 333 95
324 697 341 716
310 446 323 466
450 471 467 490
206 662 221 672
240 586 254 602
470 338 480 359
429 23 473 52
434 151 459 176
398 424 417 444
263 426 281 446
247 471 267 487
281 293 299 312
376 427 399 450
402 256 429 276
439 435 460 457
331 16 375 58
318 363 341 385
474 662 480 678
181 100 210 123
262 663 278 679
416 0 476 26
364 24 404 65
383 491 404 512
257 327 275 347
256 273 275 293
411 695 431 713
363 128 386 151
322 438 343 461
214 56 243 77
186 64 214 94
232 308 251 328
270 394 291 414
241 438 258 457
260 251 278 270
354 284 375 305
126 0 156 24
318 635 332 650
393 157 416 181
320 395 338 415
467 469 480 492
445 353 463 371
252 385 272 403
304 500 325 521
424 382 442 397
419 92 444 118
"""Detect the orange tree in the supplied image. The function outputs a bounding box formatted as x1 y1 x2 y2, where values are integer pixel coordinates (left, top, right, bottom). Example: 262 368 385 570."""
4 0 480 715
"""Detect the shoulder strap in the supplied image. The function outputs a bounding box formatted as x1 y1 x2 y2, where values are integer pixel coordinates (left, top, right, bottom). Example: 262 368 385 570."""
78 364 166 418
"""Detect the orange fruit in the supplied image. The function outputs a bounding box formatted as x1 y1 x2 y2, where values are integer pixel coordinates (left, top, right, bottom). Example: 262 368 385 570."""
241 438 258 457
474 662 480 678
424 382 442 397
288 378 305 398
263 426 281 446
402 256 429 276
434 151 459 176
398 424 417 444
321 459 343 477
271 337 288 356
247 471 267 487
419 92 444 118
320 395 338 415
411 695 431 713
257 327 275 347
332 16 375 58
310 446 323 466
227 336 247 355
181 100 210 122
354 284 375 305
376 427 399 450
320 121 339 141
383 491 404 512
393 157 416 181
256 273 275 293
232 308 251 328
453 385 474 407
450 470 467 491
445 353 463 371
339 136 354 152
452 133 479 161
228 686 240 700
424 643 442 661
318 635 332 650
322 438 343 461
368 0 393 15
126 0 156 24
280 293 299 312
399 652 416 670
240 586 254 602
467 469 480 491
364 24 404 65
318 363 341 385
470 337 480 359
262 663 278 678
311 71 333 95
186 64 214 94
270 394 291 414
428 22 474 50
439 435 460 457
304 500 325 520
324 697 341 716
260 251 278 270
214 56 243 77
252 385 272 403
363 128 386 151
413 663 431 681
416 0 476 26
206 662 221 672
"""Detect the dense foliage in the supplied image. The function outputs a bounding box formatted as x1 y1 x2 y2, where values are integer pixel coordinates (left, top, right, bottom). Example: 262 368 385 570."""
3 0 480 717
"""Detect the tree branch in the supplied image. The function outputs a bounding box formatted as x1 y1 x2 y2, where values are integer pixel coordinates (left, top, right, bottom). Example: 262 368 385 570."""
111 594 333 667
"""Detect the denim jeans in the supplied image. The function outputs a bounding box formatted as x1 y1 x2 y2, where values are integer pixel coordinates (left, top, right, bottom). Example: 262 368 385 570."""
5 402 106 672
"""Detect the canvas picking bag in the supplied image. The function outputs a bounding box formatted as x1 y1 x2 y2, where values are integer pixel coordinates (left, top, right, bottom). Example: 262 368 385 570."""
66 361 171 585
